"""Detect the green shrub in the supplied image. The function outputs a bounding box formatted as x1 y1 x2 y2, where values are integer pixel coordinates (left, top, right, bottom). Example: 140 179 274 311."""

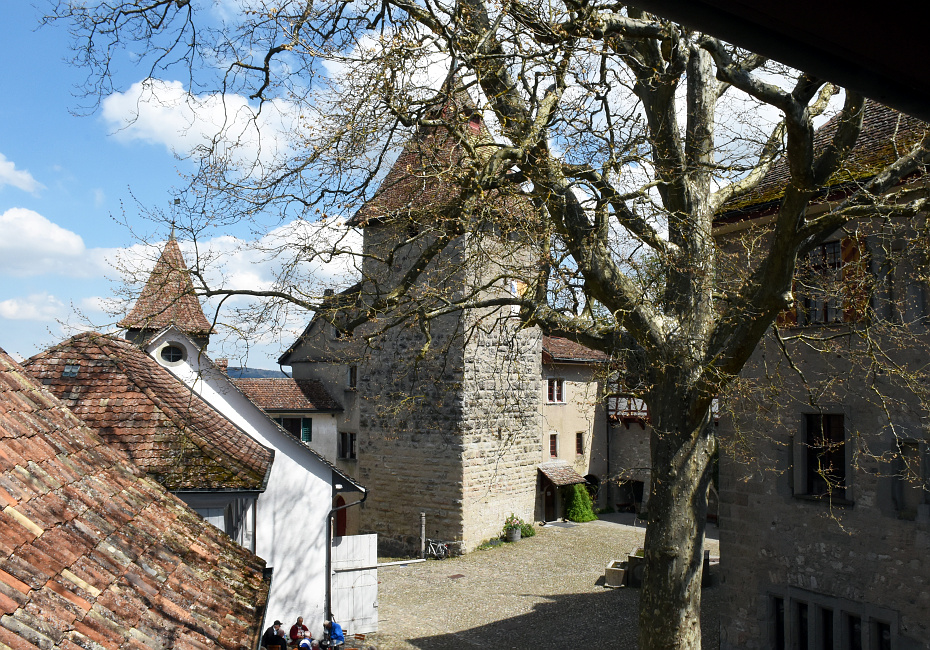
520 522 536 538
563 483 598 522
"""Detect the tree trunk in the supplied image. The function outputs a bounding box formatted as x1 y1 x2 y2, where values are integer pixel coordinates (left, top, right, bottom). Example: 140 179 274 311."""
639 386 716 650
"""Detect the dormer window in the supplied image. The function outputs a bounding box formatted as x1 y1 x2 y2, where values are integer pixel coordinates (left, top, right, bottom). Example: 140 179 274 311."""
61 364 80 378
159 344 186 365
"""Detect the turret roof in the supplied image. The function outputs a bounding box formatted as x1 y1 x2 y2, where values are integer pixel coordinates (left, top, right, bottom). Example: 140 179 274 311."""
350 88 534 226
118 237 213 337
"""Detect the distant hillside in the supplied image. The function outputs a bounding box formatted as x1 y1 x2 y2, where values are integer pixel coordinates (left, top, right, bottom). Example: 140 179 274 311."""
226 367 289 379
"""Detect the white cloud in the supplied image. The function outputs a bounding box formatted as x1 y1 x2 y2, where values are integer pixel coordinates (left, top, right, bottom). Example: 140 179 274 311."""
0 153 43 194
0 208 99 277
0 293 65 321
101 79 299 172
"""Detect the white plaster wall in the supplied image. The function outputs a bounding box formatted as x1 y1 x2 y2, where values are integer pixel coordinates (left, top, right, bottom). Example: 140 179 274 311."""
272 410 340 464
146 330 336 638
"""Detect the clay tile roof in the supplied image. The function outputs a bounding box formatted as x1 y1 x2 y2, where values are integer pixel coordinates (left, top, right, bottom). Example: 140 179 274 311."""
720 100 929 218
22 333 274 492
538 461 587 486
349 91 535 227
0 346 269 649
118 238 213 337
232 378 342 412
542 336 608 364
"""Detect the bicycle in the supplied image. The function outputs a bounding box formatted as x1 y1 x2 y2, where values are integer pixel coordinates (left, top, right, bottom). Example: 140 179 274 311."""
425 538 452 559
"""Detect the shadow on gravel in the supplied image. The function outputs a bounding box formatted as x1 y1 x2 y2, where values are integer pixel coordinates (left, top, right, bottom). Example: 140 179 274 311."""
404 585 720 650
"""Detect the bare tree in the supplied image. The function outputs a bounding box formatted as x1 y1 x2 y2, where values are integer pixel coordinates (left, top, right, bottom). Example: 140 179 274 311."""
48 1 930 647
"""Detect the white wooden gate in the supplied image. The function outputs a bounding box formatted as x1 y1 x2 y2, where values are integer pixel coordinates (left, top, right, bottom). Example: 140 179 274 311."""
331 534 378 633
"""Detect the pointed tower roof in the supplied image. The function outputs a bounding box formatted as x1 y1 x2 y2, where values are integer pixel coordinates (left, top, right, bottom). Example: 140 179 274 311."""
118 236 213 340
349 84 534 227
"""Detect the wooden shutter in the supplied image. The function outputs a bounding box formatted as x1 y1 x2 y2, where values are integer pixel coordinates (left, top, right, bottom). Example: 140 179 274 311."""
775 280 798 327
301 418 312 443
841 236 869 322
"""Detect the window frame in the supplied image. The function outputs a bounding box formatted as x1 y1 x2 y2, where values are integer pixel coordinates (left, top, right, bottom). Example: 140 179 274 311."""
547 378 565 404
339 431 357 460
275 416 312 443
794 413 851 504
348 365 358 389
61 363 80 378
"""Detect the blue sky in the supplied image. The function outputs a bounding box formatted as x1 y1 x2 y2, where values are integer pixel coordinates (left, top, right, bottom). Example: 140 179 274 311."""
0 3 343 368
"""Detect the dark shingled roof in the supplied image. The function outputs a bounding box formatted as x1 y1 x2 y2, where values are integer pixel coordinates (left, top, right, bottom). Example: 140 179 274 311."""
23 333 274 492
349 91 535 227
233 378 342 412
0 346 269 650
542 336 608 364
538 461 587 486
720 100 929 218
118 238 213 337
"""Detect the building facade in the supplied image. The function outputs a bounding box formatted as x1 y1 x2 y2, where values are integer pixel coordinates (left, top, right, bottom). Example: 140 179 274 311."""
716 101 930 650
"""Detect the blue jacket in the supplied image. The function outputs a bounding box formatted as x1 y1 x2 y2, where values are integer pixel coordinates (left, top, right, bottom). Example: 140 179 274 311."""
329 622 345 643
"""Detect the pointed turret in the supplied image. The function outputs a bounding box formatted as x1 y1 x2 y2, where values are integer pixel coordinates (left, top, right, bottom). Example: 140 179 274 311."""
119 234 213 347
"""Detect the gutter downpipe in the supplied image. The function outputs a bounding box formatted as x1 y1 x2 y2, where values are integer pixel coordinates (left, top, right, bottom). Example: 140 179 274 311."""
324 485 368 624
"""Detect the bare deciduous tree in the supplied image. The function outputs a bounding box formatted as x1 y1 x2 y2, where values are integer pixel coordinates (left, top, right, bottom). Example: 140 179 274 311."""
48 1 930 647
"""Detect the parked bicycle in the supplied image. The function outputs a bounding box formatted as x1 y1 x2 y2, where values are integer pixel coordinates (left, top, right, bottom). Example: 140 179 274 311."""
425 538 452 559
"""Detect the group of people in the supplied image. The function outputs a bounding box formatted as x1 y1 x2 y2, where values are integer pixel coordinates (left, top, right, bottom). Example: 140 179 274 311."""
262 617 345 650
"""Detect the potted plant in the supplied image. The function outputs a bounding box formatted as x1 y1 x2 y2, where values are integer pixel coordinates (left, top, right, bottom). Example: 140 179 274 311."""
502 514 524 542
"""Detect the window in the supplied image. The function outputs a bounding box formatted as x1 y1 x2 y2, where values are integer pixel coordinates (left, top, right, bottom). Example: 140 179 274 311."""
348 365 358 389
779 238 868 327
893 439 927 520
770 590 898 650
339 431 357 460
549 433 558 458
547 378 564 403
159 344 186 364
799 414 847 498
576 432 584 456
276 417 312 443
61 363 80 378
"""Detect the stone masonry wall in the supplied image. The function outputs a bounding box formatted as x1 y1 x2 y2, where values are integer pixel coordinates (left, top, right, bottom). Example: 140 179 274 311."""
460 316 542 549
718 330 930 650
355 310 468 554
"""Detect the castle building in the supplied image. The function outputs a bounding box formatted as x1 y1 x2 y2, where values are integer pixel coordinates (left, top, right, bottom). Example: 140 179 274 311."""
716 101 930 650
279 92 627 552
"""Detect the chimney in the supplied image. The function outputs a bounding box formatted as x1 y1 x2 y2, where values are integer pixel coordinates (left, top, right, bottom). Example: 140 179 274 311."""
216 358 229 373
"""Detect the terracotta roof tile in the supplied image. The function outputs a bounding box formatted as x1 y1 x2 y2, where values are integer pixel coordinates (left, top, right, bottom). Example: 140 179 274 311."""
537 461 587 486
118 239 212 337
23 333 273 492
232 378 342 411
542 336 608 363
350 93 535 227
720 100 929 217
0 345 269 649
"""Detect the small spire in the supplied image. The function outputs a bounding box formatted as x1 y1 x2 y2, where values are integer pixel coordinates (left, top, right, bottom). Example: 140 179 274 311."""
169 221 176 242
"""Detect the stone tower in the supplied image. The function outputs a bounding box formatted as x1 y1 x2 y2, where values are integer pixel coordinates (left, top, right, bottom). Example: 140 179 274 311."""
286 91 545 552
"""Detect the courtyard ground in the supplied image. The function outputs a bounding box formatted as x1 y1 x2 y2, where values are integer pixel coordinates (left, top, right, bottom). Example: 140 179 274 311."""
355 513 721 649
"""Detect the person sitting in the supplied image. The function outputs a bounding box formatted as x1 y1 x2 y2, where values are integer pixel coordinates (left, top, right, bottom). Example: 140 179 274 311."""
290 617 310 645
297 638 318 650
321 620 344 648
262 621 288 650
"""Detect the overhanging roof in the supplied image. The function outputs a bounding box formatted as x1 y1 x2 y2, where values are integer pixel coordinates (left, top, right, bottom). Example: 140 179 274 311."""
632 1 930 123
538 461 588 487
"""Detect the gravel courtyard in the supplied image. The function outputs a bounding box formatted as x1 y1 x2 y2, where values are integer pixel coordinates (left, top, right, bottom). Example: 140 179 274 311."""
361 514 721 649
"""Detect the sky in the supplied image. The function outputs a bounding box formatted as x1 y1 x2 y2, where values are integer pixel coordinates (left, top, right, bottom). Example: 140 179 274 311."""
0 4 839 368
0 2 340 369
